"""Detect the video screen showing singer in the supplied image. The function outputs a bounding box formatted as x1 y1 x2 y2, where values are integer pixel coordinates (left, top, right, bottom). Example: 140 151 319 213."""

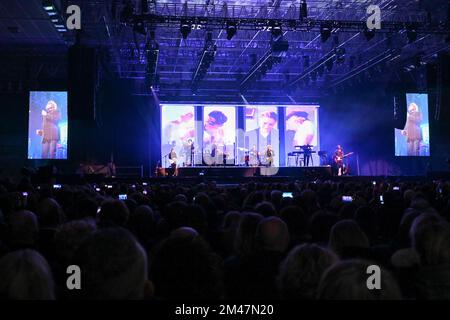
28 91 68 160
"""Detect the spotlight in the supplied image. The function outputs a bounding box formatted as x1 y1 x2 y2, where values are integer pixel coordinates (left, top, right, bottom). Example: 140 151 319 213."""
226 21 237 40
303 55 310 68
120 0 135 23
320 23 332 42
133 21 146 35
364 28 375 41
317 65 324 77
270 21 282 37
325 58 333 72
300 0 308 20
406 26 417 43
335 48 346 64
180 20 191 39
141 0 149 14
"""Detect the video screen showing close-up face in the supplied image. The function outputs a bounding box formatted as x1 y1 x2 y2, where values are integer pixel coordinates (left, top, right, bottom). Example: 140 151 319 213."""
285 106 319 154
203 106 236 163
245 106 279 167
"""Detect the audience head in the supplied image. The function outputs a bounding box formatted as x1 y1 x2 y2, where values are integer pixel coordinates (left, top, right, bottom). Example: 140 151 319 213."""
329 220 369 257
152 233 223 300
0 249 55 300
317 260 402 300
278 244 337 299
234 212 264 257
411 214 450 266
8 210 39 248
255 216 290 253
72 228 148 299
98 200 130 227
37 198 64 228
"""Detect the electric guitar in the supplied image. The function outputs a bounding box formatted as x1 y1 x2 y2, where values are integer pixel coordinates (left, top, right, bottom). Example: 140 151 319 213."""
334 152 354 163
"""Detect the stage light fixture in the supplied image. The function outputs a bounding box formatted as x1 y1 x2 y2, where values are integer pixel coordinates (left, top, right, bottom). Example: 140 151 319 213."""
317 65 324 77
141 0 149 13
300 1 308 20
270 21 282 37
133 21 146 35
326 58 334 72
335 47 346 64
120 0 135 23
180 20 191 39
406 26 417 43
320 23 332 42
226 21 237 40
303 55 310 68
364 28 375 41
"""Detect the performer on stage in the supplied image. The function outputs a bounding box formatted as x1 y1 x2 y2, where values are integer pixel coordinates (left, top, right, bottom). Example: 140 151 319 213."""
249 145 260 167
36 100 61 159
333 145 345 176
210 143 218 166
168 148 178 176
183 139 195 166
265 145 275 167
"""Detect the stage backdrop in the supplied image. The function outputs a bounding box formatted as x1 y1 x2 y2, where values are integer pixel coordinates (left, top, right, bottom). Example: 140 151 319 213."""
160 104 195 167
160 104 320 167
245 106 279 167
28 91 68 159
395 93 430 157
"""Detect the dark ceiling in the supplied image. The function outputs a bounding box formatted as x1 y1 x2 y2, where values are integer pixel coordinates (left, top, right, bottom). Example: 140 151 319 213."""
0 0 449 102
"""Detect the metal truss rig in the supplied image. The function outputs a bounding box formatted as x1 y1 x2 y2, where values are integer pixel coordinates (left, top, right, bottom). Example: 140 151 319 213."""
123 14 450 35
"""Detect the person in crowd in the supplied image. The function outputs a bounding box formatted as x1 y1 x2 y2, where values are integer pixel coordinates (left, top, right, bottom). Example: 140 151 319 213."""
317 259 402 300
278 244 337 299
0 249 55 300
71 228 149 300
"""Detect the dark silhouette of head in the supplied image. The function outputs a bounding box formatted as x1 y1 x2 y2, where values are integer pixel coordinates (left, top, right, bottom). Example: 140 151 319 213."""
72 228 148 299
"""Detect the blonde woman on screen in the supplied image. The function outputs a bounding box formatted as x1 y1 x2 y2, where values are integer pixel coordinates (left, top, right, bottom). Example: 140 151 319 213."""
401 103 422 156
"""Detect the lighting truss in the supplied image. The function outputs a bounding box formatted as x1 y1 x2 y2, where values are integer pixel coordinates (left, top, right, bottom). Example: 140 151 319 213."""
191 32 217 92
42 0 67 33
121 14 450 36
240 37 289 91
145 36 159 88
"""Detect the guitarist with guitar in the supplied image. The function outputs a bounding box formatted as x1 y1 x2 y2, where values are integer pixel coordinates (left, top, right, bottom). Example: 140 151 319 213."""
333 145 353 176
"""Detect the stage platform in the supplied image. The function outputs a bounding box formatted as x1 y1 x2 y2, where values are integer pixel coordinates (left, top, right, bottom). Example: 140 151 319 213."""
174 166 333 179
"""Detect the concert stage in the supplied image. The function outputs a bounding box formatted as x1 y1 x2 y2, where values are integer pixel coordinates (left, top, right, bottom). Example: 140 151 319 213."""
175 166 333 179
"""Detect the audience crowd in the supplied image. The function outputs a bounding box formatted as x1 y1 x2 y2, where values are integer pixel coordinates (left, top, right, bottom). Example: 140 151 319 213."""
0 176 449 300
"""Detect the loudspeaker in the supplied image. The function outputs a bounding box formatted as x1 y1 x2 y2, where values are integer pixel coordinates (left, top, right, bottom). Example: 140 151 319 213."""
68 44 98 121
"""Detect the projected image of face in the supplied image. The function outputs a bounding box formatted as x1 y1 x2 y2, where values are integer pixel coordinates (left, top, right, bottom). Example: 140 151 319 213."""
260 111 277 136
287 111 314 147
204 110 228 145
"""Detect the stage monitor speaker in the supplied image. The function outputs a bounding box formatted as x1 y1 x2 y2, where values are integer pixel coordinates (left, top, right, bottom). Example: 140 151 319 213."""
68 44 98 121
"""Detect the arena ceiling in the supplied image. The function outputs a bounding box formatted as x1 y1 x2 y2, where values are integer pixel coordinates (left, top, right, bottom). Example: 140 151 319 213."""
0 0 449 101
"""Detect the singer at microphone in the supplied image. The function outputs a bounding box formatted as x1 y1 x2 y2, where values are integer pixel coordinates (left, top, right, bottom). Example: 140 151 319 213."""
36 100 61 159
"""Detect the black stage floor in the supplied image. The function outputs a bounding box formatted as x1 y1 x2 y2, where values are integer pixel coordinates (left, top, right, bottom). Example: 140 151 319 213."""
175 166 333 178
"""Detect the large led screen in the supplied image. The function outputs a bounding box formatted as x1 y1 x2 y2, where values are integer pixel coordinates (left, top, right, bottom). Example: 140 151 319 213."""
395 93 430 156
28 91 68 159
